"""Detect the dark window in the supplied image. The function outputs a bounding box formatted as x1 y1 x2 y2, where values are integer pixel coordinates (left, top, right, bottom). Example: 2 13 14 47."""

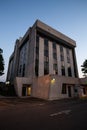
36 35 39 45
60 54 64 61
62 84 66 94
36 36 39 56
61 66 65 76
22 64 25 77
19 65 22 73
35 35 39 76
44 38 48 49
35 59 39 76
44 56 49 62
53 52 57 60
44 61 49 75
68 67 72 77
74 88 78 93
83 88 86 94
53 64 57 69
36 47 39 56
67 57 70 63
22 87 26 96
44 38 49 75
60 45 63 52
44 50 48 57
44 38 48 45
53 42 56 49
53 64 58 74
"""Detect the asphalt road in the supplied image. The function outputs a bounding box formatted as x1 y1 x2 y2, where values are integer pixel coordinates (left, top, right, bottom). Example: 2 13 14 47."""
0 97 87 130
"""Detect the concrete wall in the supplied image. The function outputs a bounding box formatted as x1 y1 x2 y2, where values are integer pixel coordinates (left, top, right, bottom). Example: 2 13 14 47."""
49 75 79 100
14 75 80 100
32 75 50 99
32 75 80 100
14 77 32 97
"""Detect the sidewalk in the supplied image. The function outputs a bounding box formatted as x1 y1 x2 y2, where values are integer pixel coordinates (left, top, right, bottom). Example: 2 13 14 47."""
0 95 17 99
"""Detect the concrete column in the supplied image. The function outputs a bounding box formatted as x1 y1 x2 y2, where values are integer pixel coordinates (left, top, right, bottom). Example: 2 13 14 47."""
56 44 61 75
39 37 44 76
49 41 54 74
73 49 79 77
63 47 68 76
69 49 75 77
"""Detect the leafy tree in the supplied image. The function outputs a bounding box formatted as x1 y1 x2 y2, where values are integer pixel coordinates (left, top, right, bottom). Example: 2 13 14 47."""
0 48 4 76
81 59 87 77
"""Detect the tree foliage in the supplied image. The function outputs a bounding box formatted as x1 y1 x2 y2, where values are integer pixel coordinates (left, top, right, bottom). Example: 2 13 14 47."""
81 59 87 77
0 48 4 76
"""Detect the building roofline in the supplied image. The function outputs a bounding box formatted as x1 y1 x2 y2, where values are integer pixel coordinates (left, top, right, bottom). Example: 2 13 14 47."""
9 52 14 62
18 19 76 48
35 19 76 47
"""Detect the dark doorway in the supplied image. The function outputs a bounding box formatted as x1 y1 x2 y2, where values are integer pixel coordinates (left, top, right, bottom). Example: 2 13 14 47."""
22 84 32 96
22 87 26 96
68 86 71 97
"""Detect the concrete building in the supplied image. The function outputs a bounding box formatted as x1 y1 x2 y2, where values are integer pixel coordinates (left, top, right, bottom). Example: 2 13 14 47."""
7 20 86 100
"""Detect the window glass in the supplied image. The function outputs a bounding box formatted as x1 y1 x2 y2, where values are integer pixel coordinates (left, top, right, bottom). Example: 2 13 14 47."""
60 54 64 61
35 35 39 76
61 66 65 76
60 45 63 52
44 61 49 75
68 67 72 77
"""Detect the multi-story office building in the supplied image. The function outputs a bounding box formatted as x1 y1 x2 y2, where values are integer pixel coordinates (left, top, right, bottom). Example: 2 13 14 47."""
7 20 81 100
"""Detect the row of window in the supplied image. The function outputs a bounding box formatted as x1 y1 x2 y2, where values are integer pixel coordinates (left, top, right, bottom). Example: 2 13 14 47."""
19 64 25 77
18 41 28 77
44 38 49 75
36 36 71 63
62 84 78 94
35 35 73 77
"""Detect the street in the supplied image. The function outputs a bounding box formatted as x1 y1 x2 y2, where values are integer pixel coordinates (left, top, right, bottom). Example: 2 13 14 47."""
0 97 87 130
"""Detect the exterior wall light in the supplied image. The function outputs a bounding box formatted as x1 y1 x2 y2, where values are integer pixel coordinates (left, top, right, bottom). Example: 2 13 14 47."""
6 81 10 85
51 78 55 84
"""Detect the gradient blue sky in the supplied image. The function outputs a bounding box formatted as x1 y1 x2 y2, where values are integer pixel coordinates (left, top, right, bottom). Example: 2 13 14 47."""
0 0 87 81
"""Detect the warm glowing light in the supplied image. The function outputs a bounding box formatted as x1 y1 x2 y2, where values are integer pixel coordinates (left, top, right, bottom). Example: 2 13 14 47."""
27 87 31 96
51 78 55 84
6 81 10 85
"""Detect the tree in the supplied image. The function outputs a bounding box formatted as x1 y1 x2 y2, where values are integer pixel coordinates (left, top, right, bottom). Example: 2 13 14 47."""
0 48 4 76
81 59 87 77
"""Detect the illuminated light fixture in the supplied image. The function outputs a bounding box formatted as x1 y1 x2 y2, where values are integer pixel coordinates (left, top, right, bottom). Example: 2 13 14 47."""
51 78 55 84
5 81 10 85
6 81 10 85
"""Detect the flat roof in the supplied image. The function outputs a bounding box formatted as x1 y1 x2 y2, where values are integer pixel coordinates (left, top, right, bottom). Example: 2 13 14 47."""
35 20 76 47
19 19 76 48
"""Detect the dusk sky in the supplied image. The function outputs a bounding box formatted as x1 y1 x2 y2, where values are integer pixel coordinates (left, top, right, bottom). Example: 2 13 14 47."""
0 0 87 82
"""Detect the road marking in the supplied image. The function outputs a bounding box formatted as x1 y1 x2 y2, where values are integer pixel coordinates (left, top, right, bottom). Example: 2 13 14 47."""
50 109 71 117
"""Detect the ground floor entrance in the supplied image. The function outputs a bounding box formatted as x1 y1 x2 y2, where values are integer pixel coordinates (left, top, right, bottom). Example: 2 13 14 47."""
22 84 32 96
68 86 72 97
14 76 80 99
64 84 78 98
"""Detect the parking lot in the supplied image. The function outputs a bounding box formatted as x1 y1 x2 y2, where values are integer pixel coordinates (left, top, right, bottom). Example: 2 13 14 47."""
0 97 87 130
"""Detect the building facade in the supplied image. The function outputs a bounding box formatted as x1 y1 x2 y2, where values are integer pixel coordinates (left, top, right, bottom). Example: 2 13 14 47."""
7 20 84 100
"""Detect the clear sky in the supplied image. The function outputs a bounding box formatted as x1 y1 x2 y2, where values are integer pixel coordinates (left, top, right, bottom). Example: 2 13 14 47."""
0 0 87 82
